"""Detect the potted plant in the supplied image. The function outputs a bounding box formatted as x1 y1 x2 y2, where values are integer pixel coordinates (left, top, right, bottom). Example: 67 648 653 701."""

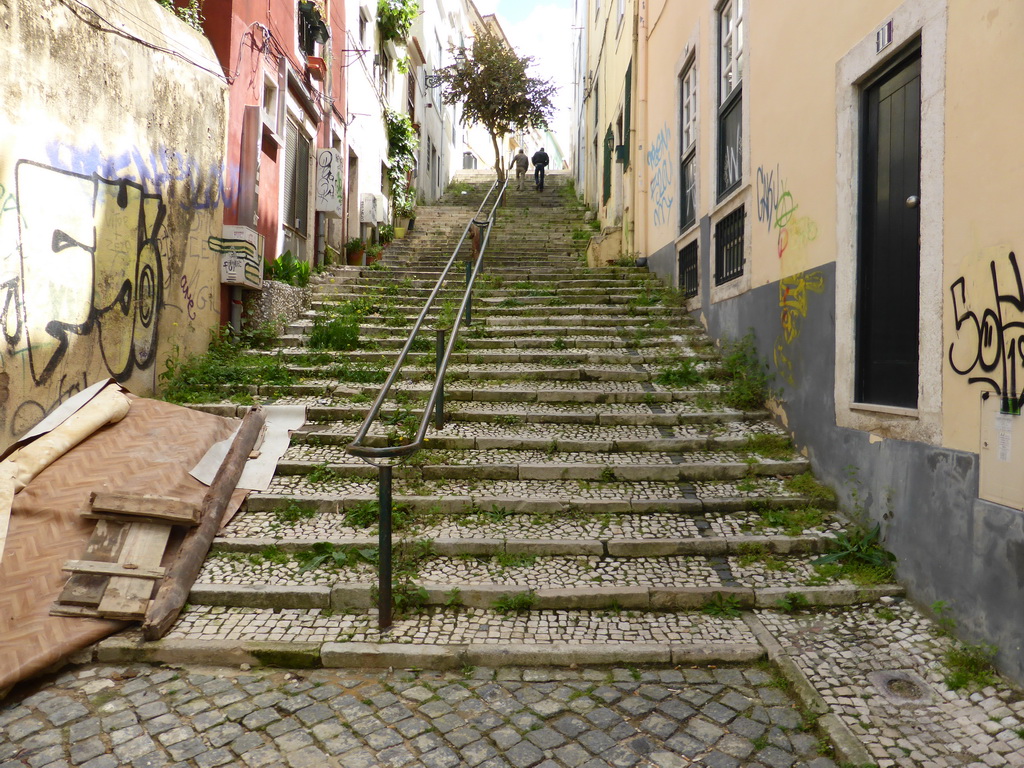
344 237 365 266
379 224 395 246
365 243 384 264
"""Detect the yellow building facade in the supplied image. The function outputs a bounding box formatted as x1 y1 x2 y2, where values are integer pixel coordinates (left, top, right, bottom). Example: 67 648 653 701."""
578 0 1024 683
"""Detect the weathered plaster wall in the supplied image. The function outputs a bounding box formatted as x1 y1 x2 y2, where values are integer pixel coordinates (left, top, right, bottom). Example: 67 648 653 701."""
0 0 228 448
702 265 1024 684
637 0 1024 684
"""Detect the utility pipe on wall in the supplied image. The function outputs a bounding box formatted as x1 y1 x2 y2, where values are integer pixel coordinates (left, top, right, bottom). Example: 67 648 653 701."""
635 0 649 262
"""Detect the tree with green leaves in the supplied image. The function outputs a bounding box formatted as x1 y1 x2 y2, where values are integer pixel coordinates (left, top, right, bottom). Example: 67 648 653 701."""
434 28 556 182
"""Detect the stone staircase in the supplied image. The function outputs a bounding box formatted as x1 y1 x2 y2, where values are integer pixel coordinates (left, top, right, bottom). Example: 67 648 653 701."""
99 171 902 671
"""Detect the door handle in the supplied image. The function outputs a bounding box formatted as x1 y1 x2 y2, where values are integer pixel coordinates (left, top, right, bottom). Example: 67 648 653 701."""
906 195 920 208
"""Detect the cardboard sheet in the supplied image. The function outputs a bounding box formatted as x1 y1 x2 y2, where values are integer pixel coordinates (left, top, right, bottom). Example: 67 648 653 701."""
190 405 305 492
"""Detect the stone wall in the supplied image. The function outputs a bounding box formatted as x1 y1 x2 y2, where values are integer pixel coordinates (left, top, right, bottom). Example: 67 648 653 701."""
0 0 228 448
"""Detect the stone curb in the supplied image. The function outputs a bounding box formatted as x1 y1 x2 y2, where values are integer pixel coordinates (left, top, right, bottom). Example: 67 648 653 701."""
742 613 874 767
95 636 322 668
93 635 765 671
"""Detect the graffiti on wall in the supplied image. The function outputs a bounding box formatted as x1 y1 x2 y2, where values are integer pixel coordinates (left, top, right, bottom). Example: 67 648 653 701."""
774 270 825 385
647 124 675 227
3 160 165 386
44 140 234 211
756 164 817 260
949 251 1024 402
0 140 227 441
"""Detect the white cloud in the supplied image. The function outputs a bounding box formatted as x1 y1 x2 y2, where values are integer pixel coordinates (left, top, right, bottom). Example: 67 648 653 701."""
497 4 574 156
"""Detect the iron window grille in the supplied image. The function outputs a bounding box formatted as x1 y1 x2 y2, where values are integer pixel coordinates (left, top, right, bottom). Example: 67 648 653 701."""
679 241 699 299
715 205 745 285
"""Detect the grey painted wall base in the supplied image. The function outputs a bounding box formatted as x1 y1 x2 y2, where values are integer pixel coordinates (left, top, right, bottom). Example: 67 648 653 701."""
669 260 1024 686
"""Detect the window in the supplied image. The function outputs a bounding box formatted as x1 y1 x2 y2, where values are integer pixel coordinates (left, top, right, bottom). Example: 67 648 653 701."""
602 126 614 205
378 49 391 97
679 61 697 231
359 8 368 45
262 73 279 133
717 0 743 197
283 118 311 259
714 205 745 285
298 1 328 58
679 241 699 299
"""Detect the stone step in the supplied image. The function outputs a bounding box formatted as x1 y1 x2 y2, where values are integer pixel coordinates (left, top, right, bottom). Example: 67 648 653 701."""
189 551 900 611
268 346 706 369
273 454 810 483
96 609 766 668
248 477 824 515
293 421 785 450
185 385 740 413
218 508 841 546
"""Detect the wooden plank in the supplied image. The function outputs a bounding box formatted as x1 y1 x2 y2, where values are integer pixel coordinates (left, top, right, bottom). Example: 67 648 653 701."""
62 560 165 580
97 522 171 619
143 407 266 640
49 605 105 619
58 519 129 607
89 491 200 526
82 511 198 527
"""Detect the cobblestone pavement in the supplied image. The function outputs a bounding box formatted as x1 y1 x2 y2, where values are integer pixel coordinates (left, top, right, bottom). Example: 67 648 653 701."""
0 664 839 768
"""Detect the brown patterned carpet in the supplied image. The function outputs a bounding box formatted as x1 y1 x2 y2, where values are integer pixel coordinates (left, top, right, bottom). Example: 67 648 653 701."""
0 396 242 691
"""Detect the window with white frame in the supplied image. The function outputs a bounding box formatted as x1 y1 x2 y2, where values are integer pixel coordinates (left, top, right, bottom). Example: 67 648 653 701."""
680 61 697 231
717 0 743 197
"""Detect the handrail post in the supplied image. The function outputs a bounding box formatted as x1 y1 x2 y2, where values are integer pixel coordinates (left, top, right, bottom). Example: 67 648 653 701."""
378 464 393 631
465 261 472 325
435 329 445 429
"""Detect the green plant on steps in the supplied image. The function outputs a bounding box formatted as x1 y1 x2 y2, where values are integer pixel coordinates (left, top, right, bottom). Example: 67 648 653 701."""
296 543 377 573
309 306 362 351
703 592 743 617
718 332 772 410
493 590 537 614
943 643 998 691
810 523 896 585
655 358 704 388
159 328 294 403
266 250 311 287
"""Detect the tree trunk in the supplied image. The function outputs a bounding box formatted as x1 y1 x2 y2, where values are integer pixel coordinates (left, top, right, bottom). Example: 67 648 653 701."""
490 131 506 183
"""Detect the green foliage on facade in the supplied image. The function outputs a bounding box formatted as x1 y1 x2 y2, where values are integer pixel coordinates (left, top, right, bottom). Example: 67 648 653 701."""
156 0 204 32
377 0 418 43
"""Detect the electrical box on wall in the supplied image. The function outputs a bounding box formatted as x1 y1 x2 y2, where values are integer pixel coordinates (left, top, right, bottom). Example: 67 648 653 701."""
359 193 378 224
979 392 1024 510
218 225 263 289
315 149 344 217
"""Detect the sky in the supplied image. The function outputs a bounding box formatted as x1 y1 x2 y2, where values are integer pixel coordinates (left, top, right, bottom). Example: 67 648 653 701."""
471 0 576 155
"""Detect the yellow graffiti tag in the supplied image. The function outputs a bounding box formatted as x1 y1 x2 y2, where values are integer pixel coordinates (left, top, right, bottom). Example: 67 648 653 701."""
774 270 825 384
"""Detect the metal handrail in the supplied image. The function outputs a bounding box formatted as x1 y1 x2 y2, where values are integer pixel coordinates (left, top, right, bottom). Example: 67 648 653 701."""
344 176 508 631
346 177 506 461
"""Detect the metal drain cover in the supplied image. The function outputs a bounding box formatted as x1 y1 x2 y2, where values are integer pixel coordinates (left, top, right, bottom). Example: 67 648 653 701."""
867 670 936 705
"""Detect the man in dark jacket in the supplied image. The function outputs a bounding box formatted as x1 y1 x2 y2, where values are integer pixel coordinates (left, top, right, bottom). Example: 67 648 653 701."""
532 147 550 191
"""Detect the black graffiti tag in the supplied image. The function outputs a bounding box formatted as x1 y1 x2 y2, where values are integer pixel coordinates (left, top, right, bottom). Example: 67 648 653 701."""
949 251 1024 401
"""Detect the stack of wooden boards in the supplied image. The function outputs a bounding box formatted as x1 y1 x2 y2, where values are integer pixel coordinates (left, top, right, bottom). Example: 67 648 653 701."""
52 492 198 621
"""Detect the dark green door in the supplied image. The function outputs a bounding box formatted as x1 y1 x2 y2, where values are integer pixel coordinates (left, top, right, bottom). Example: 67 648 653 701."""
856 50 922 408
